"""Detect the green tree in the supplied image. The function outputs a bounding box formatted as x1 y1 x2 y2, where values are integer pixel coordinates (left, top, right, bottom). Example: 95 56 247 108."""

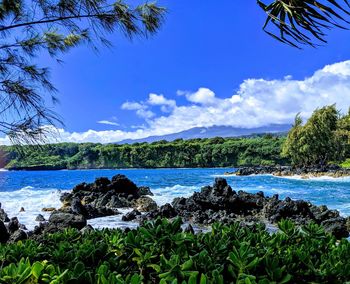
282 105 347 167
0 0 165 143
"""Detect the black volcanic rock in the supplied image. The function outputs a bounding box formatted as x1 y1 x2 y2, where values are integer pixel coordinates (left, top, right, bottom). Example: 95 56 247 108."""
141 178 350 239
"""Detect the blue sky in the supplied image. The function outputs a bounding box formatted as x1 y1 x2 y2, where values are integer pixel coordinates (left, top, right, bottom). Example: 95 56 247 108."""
6 0 350 143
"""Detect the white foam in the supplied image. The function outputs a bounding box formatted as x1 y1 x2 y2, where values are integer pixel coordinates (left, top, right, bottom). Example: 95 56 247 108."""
0 187 67 231
275 175 350 182
151 184 200 206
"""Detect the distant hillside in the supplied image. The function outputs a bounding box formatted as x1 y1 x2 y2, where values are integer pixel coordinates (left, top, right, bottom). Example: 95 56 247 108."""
118 124 291 144
1 136 288 170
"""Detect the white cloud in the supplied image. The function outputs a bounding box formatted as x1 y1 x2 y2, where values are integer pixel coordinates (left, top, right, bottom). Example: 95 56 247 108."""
148 93 176 113
121 101 155 119
97 120 119 126
1 60 350 145
184 88 217 105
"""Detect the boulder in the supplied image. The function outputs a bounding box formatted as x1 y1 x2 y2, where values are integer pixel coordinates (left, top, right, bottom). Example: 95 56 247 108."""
158 203 178 218
132 196 158 212
138 186 154 196
35 214 46 222
9 230 27 243
0 220 9 243
110 174 139 197
42 207 56 212
122 209 141 222
0 208 9 222
321 217 349 239
8 217 20 233
49 212 87 230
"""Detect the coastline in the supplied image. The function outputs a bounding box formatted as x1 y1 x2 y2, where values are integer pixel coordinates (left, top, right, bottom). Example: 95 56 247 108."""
225 165 350 179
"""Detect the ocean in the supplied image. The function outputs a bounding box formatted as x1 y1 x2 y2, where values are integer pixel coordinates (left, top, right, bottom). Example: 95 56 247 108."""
0 168 349 230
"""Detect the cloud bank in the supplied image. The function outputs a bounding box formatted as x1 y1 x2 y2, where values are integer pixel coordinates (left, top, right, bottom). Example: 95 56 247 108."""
1 60 350 144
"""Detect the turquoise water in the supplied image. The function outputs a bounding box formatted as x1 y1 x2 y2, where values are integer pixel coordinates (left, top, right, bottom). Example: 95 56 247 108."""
0 168 349 229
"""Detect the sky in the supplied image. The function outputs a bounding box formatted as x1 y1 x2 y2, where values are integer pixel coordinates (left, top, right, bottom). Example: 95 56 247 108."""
3 0 350 144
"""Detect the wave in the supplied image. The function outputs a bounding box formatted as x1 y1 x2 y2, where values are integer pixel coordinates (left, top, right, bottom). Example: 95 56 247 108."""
151 184 200 206
0 187 66 231
275 175 350 182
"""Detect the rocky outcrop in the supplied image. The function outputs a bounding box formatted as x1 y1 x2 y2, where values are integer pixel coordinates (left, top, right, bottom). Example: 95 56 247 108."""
132 196 157 212
231 165 350 178
56 174 156 221
0 208 27 244
141 178 349 239
0 203 9 222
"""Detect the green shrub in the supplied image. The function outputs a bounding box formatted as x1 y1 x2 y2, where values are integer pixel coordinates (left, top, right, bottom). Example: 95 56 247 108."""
0 218 349 283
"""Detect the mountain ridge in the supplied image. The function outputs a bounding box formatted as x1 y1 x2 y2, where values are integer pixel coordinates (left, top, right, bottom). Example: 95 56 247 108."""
117 124 291 144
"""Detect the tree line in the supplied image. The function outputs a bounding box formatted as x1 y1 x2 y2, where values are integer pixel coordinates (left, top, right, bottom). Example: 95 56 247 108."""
0 136 286 170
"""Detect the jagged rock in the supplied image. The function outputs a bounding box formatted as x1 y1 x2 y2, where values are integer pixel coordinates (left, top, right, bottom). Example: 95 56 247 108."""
158 203 177 218
49 212 86 230
0 220 9 243
122 209 141 222
132 196 157 212
138 186 154 196
35 214 46 222
19 207 25 212
321 217 349 239
71 198 87 216
0 208 9 222
111 174 139 197
8 217 20 233
9 230 27 243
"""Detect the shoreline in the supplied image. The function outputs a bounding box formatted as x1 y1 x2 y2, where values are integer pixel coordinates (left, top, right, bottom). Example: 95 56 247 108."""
225 165 350 179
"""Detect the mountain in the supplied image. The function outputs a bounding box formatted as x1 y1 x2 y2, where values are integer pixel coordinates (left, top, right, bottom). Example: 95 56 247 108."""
118 124 291 144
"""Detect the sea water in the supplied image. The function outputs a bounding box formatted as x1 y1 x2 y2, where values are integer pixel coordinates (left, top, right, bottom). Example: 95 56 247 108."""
0 168 349 230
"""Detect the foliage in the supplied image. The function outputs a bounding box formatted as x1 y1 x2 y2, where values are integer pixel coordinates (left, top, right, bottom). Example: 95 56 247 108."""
258 0 350 48
282 105 350 167
0 218 350 283
0 136 288 169
0 0 165 144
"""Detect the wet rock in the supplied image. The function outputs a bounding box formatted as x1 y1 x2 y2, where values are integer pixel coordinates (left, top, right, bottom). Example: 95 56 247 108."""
71 198 87 216
49 212 86 230
42 207 56 212
83 205 120 219
9 230 27 243
35 214 46 222
8 217 20 233
60 192 73 206
321 217 349 239
132 196 158 212
122 209 141 222
138 186 154 196
0 220 9 243
158 203 178 218
0 208 9 222
19 207 25 212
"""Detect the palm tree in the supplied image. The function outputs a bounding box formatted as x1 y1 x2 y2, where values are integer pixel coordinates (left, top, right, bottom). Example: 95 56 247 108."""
258 0 350 48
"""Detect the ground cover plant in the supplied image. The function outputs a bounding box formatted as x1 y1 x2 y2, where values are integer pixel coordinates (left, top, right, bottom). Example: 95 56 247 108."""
0 218 350 283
